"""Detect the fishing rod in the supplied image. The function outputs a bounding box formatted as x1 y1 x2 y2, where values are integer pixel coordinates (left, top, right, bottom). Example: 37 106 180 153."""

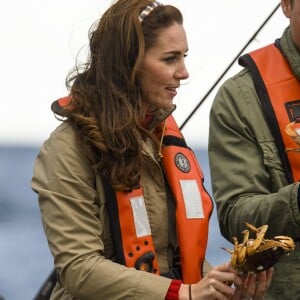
179 2 281 131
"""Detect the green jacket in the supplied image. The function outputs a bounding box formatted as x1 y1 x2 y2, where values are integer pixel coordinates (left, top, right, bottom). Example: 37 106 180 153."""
208 26 300 299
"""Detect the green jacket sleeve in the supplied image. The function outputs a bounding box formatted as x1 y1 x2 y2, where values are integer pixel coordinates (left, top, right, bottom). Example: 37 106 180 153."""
208 69 300 242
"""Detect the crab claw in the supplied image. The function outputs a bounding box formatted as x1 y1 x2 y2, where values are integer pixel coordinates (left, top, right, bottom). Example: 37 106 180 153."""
285 122 300 145
244 223 268 255
274 236 295 250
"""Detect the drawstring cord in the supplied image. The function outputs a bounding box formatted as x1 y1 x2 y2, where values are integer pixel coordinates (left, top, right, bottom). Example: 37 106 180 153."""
157 120 166 161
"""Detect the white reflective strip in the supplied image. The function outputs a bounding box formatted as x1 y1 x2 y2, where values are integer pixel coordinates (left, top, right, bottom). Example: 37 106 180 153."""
180 180 204 219
130 196 151 237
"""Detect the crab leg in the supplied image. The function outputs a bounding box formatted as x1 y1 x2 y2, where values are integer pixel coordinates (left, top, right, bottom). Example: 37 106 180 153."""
245 223 268 255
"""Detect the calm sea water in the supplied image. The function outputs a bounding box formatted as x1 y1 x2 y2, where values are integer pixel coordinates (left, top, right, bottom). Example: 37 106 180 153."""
0 145 231 300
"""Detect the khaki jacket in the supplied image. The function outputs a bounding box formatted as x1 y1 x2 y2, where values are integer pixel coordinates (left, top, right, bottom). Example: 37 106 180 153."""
208 26 300 299
32 107 211 300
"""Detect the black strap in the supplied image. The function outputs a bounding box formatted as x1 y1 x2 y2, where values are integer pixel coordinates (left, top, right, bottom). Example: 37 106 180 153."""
101 175 126 266
163 135 188 148
51 100 64 116
33 269 57 300
161 265 182 280
238 41 294 183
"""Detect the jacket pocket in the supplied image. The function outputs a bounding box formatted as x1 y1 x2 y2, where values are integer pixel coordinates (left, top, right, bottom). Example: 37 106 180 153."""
260 141 288 189
260 141 284 171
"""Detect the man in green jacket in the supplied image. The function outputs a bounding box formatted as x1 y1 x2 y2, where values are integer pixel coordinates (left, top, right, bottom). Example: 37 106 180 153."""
208 0 300 299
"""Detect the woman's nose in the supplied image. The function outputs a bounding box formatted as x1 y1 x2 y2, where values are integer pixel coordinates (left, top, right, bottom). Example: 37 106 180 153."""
175 64 189 80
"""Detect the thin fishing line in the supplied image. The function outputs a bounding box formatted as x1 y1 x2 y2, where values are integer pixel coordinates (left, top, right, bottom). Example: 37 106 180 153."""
179 3 281 130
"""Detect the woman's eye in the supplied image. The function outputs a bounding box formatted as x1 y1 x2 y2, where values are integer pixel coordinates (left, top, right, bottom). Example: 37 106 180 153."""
165 54 188 63
165 56 176 63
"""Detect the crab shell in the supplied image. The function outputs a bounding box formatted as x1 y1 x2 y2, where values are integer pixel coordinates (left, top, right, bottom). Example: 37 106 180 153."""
285 121 300 145
231 237 295 273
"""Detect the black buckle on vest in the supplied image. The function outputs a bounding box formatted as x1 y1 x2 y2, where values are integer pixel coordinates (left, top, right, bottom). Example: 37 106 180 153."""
285 100 300 122
135 251 155 273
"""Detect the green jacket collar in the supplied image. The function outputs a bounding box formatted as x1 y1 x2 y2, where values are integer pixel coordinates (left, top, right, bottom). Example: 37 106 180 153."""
280 26 300 80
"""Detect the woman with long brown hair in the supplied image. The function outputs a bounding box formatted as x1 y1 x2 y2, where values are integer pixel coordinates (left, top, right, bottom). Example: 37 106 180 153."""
32 1 272 299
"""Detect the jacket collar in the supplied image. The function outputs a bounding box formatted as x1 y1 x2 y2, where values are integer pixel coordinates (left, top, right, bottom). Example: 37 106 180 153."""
280 26 300 80
146 104 176 131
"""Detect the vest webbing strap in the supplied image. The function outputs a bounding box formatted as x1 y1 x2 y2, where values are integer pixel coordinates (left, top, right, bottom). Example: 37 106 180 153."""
102 175 126 266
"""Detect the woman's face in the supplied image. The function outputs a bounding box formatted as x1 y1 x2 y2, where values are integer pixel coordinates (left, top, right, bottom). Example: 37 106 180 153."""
140 22 189 110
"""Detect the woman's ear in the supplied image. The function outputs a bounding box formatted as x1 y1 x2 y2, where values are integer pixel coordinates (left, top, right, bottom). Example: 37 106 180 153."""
281 0 292 18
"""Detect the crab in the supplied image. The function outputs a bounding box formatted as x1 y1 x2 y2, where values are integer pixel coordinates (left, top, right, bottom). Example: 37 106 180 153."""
223 223 295 273
285 121 300 147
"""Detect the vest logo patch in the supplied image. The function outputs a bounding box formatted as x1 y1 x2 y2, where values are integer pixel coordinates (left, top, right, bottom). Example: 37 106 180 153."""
174 152 191 173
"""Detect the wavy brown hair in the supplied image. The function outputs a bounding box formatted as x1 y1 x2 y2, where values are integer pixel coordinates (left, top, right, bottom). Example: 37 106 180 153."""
61 0 183 190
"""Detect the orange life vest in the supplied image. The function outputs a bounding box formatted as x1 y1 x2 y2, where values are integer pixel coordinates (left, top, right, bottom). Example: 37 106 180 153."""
239 42 300 183
160 115 213 283
54 96 213 283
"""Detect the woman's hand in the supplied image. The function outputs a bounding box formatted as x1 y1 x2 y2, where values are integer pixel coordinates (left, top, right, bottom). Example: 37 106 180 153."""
179 262 273 300
232 267 273 300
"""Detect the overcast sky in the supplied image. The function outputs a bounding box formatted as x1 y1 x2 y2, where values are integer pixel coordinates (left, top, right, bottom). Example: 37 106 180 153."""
1 0 287 147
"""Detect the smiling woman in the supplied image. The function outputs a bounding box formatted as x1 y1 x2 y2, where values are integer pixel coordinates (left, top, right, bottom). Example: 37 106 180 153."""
30 1 273 299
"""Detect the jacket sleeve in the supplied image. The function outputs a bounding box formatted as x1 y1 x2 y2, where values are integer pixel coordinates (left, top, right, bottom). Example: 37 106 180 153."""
31 124 171 300
208 70 300 242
